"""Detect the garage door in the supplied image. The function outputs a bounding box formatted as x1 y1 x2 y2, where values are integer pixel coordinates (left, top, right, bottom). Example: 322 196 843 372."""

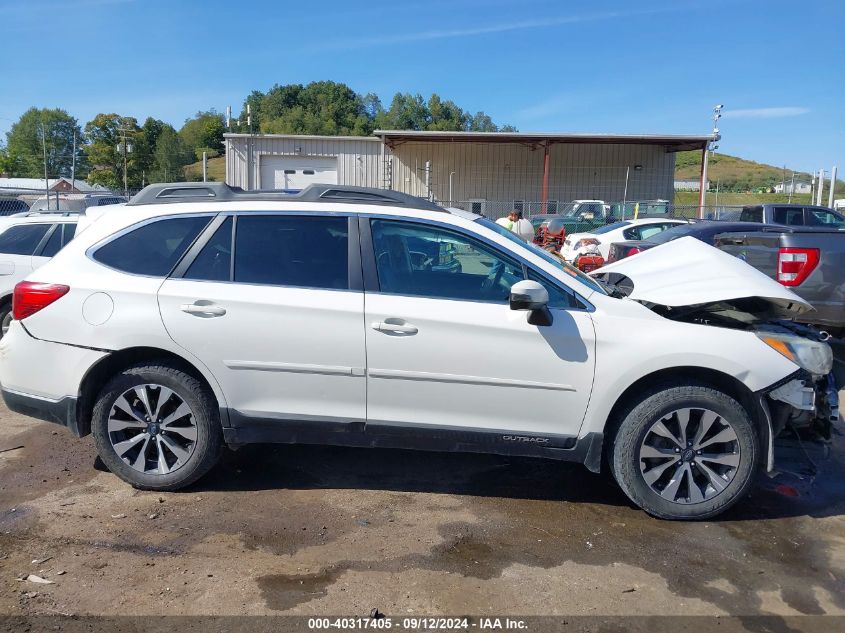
259 156 338 190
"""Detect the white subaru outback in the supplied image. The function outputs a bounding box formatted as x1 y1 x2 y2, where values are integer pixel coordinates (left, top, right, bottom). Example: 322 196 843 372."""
0 183 837 519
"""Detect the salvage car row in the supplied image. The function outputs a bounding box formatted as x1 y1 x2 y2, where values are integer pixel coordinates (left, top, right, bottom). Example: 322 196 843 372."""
0 184 841 522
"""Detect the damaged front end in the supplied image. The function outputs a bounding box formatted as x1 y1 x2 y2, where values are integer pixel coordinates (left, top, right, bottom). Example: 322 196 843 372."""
592 238 841 450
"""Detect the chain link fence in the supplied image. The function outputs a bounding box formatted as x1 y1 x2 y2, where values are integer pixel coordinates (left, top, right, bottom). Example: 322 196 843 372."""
441 199 745 223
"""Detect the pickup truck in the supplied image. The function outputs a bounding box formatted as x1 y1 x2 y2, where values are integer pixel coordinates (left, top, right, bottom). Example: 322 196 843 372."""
716 226 845 337
738 203 845 227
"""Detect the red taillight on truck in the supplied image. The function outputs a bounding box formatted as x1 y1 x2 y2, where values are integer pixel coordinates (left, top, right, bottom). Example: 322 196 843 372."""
776 248 819 287
12 282 70 320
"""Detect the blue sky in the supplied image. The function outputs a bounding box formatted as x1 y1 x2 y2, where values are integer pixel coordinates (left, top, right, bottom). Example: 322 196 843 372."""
1 0 843 172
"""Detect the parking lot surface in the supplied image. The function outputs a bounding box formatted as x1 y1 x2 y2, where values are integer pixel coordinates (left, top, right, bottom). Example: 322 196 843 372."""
1 398 843 619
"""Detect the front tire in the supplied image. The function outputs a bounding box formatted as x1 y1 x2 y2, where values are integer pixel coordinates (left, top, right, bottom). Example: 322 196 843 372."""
92 362 222 491
610 383 759 520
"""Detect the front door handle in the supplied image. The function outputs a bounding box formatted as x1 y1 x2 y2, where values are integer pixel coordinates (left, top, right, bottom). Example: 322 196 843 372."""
371 320 418 335
180 301 226 317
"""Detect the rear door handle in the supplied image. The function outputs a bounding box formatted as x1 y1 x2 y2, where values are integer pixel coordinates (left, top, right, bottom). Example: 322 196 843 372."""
180 302 226 317
371 320 418 335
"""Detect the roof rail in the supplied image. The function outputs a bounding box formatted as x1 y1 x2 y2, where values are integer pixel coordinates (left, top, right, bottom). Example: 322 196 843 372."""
127 182 446 212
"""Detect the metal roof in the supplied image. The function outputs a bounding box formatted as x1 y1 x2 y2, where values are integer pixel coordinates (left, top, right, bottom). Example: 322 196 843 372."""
374 130 715 152
223 133 380 142
0 178 106 193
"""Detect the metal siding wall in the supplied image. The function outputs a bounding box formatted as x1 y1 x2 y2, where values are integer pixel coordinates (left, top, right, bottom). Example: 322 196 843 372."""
226 136 677 204
390 141 674 205
225 136 381 189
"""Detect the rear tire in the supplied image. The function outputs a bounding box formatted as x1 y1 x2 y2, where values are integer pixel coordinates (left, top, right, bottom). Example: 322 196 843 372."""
610 383 759 520
91 362 222 491
0 301 12 339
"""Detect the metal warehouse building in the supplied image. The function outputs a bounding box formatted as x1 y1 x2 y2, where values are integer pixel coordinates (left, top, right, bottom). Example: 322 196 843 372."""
224 130 712 217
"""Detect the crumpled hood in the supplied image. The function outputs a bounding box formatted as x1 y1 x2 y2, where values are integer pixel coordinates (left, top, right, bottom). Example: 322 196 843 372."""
591 236 813 316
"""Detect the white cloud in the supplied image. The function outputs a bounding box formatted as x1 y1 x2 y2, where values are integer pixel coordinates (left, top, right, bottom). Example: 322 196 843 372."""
723 107 811 119
318 6 687 51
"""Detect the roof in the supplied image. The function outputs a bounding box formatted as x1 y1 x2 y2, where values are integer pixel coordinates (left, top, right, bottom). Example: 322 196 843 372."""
222 130 715 152
374 130 716 152
0 177 106 193
223 133 380 142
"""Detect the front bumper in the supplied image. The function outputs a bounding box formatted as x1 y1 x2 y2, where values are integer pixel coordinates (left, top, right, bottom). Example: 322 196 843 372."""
1 387 81 435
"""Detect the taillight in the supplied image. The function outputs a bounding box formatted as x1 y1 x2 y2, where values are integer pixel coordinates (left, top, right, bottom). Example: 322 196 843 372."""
627 247 641 257
12 282 70 320
777 248 819 287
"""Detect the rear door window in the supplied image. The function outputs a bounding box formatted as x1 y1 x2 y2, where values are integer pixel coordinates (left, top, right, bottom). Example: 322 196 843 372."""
772 207 804 225
93 216 211 276
39 225 63 257
184 217 233 282
0 224 52 255
40 223 78 258
233 215 349 289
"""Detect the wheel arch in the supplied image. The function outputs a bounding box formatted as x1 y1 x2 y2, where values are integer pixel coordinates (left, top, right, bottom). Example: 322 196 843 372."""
600 366 771 471
75 346 228 437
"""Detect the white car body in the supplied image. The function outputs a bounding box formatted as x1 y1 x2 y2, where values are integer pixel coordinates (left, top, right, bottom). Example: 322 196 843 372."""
0 183 836 518
560 218 688 261
0 214 78 335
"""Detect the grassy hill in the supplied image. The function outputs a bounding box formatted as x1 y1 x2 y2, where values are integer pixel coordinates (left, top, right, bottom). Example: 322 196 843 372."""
675 151 843 195
184 156 225 182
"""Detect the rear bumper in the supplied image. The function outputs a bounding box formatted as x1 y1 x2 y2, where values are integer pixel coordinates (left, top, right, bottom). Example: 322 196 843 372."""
1 387 82 435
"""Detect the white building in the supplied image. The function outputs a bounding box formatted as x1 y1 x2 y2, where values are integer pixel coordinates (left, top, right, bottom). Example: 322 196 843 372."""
674 178 707 192
225 130 713 216
774 181 812 195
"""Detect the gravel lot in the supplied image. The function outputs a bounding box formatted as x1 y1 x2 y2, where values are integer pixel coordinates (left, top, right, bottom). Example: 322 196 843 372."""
0 398 843 620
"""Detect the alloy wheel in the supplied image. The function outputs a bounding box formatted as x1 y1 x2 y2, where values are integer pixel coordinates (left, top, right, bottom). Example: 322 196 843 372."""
638 407 740 505
107 384 197 475
1 312 11 337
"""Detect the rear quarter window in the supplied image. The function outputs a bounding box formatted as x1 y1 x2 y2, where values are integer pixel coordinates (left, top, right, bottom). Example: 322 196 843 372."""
0 224 51 255
739 206 763 222
93 216 211 276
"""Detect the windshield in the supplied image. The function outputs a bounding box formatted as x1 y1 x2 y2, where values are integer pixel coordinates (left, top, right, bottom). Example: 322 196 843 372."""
477 218 607 295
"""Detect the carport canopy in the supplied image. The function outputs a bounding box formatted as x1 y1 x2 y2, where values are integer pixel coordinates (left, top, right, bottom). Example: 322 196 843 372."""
374 130 715 209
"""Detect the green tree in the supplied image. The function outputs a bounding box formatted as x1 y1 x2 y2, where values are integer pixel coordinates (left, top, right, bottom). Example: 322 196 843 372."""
84 113 141 190
133 117 166 183
151 125 193 183
377 93 431 130
179 110 225 160
426 95 467 131
468 111 498 132
5 107 84 179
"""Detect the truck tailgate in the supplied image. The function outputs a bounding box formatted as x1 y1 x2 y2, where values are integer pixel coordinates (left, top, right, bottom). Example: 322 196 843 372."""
716 232 781 280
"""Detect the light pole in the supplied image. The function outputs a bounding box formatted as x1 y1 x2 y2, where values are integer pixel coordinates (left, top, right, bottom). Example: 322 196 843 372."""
699 105 723 218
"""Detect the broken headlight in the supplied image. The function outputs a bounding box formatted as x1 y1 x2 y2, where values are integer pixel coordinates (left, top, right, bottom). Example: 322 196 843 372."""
756 331 833 376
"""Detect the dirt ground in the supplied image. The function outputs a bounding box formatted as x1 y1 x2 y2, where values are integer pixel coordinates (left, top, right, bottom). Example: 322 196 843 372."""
0 398 843 622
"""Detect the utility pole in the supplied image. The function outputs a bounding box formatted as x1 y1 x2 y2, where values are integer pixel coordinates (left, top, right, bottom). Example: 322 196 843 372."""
817 169 825 206
699 104 723 218
788 170 795 203
829 166 837 208
40 122 50 205
122 128 128 195
70 129 77 192
202 151 208 182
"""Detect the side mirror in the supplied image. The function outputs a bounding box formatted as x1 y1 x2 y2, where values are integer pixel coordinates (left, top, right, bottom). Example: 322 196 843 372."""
510 280 548 311
510 280 554 326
